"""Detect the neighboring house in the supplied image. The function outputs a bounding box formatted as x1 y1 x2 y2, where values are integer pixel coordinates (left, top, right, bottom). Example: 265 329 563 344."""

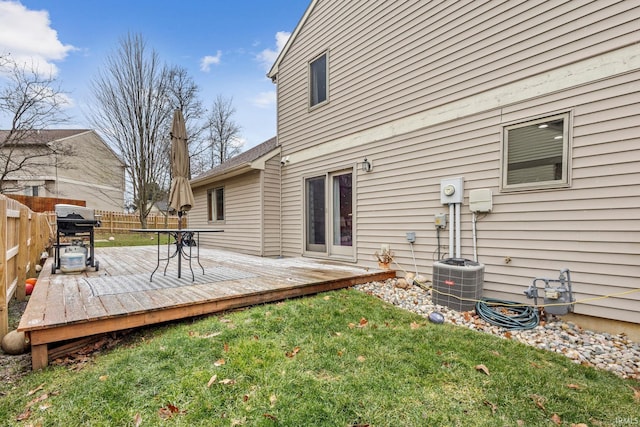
190 137 281 257
260 1 640 325
0 129 126 211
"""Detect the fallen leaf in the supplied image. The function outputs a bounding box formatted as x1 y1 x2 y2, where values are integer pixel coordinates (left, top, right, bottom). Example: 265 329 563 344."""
285 346 301 358
39 403 52 411
551 413 562 425
323 296 331 300
463 311 471 322
99 375 108 381
337 350 344 357
490 350 500 357
348 323 355 329
571 424 589 427
483 400 497 414
567 383 582 390
357 355 366 362
504 331 512 339
188 330 198 337
530 394 546 411
207 375 218 388
410 322 421 329
220 318 231 323
224 342 229 352
133 413 142 427
158 403 184 420
270 394 277 407
16 408 31 421
630 385 640 402
356 318 368 328
263 413 278 421
335 332 342 336
214 359 226 366
475 364 490 375
219 378 236 385
243 394 249 402
27 383 45 396
530 361 542 369
517 420 525 426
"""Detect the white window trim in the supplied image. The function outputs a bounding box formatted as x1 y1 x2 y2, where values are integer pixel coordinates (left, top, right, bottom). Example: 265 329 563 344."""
500 111 572 192
207 186 225 223
308 50 329 110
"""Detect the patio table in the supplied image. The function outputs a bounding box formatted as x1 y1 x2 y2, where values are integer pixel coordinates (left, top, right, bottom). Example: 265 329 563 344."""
130 228 223 281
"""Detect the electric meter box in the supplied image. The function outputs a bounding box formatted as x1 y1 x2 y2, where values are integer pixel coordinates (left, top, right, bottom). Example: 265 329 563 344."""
440 177 464 204
432 258 484 312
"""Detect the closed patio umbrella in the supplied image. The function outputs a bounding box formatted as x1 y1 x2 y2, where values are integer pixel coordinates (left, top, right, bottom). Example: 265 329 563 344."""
168 109 195 279
168 108 195 219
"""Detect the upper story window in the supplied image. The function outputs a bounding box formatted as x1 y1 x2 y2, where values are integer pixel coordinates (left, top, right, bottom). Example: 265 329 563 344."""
502 113 571 191
309 52 328 108
207 186 225 222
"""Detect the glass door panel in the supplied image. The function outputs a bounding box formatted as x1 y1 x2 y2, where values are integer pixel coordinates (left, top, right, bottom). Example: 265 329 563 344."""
305 176 326 252
329 172 353 256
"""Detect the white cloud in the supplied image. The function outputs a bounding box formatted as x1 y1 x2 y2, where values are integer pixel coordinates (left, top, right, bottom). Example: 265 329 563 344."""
200 50 222 72
256 31 290 71
0 1 75 76
252 91 277 109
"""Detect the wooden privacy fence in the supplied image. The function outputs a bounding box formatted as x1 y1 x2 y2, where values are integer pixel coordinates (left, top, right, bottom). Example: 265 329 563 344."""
44 210 185 234
1 195 53 339
95 211 184 232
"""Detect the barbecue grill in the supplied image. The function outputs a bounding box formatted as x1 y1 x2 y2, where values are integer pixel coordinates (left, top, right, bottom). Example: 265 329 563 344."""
52 204 100 274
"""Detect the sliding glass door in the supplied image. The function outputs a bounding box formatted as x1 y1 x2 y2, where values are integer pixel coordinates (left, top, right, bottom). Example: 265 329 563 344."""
305 170 353 258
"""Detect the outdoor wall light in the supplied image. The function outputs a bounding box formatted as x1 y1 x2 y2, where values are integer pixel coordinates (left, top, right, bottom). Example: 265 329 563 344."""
361 158 373 172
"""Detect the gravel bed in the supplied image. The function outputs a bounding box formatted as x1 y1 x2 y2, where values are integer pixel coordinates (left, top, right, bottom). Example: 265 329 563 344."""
354 278 640 380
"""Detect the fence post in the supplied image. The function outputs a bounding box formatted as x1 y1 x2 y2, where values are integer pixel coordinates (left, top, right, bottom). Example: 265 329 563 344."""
0 197 7 339
16 207 28 301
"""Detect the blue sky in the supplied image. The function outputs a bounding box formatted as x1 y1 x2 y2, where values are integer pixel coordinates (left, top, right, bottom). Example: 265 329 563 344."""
0 0 310 150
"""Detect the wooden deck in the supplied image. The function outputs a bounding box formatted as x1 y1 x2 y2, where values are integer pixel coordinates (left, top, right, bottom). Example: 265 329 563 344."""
18 246 394 369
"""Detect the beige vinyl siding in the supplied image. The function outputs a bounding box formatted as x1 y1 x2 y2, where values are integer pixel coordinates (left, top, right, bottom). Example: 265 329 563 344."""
277 0 639 156
278 54 639 325
262 156 282 257
192 170 263 256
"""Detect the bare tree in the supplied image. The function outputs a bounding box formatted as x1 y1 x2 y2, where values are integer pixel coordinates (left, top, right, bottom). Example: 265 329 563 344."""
88 34 174 228
200 95 242 170
166 66 204 179
0 54 71 193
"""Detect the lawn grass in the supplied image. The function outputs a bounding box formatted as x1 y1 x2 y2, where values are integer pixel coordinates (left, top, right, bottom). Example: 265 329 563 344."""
1 290 637 426
94 232 171 247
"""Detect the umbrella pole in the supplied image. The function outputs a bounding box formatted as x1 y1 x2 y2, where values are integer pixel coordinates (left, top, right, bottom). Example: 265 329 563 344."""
177 211 183 279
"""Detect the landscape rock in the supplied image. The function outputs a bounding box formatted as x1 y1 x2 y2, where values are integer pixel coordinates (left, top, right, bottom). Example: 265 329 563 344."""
1 330 29 355
354 278 640 380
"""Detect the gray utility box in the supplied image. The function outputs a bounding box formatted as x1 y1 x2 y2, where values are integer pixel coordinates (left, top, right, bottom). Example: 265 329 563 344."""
432 258 485 312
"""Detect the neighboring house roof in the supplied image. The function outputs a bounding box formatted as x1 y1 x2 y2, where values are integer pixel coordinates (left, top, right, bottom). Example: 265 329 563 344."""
0 129 90 145
267 0 317 81
191 137 279 188
0 129 126 167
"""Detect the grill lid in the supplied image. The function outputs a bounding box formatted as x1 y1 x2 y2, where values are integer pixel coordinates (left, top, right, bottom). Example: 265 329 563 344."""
55 204 96 222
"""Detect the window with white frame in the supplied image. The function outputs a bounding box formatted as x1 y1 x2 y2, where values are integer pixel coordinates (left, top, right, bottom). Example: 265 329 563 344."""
309 52 327 107
207 187 224 221
502 113 570 190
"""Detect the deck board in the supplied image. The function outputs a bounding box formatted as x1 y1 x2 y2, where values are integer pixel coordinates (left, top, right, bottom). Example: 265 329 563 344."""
18 246 394 369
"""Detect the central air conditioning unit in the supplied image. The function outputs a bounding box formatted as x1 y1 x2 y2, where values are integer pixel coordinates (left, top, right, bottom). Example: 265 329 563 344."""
432 258 485 312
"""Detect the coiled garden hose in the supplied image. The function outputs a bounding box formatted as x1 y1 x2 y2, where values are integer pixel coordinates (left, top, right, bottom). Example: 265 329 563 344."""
475 297 539 330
